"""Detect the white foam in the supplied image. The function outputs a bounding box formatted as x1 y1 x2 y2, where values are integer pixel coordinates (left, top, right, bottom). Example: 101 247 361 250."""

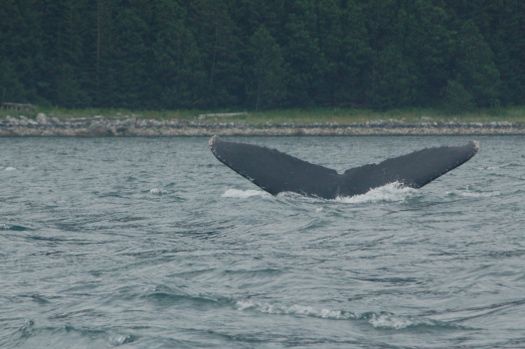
235 300 354 320
222 189 270 199
109 334 135 346
447 189 500 198
149 188 164 195
336 182 416 204
457 190 499 198
235 300 439 329
4 167 16 171
368 312 414 329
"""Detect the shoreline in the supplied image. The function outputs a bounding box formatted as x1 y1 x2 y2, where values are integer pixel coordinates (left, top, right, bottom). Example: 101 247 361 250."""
1 114 525 136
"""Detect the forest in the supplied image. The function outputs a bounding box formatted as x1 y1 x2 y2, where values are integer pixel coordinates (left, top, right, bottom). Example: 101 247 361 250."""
1 0 524 111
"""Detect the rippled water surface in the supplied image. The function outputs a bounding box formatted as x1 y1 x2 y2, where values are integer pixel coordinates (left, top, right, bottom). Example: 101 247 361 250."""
1 136 524 349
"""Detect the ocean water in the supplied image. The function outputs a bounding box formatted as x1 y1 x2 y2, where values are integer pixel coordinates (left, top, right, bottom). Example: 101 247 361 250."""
1 136 524 349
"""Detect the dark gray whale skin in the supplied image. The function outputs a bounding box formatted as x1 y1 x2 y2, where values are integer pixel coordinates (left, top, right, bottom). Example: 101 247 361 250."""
209 136 479 199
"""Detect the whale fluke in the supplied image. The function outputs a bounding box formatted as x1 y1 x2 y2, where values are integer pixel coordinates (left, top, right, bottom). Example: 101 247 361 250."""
209 136 479 199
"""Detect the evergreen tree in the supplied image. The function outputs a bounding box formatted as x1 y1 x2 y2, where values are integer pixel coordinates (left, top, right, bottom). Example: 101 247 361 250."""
364 1 417 108
186 0 242 107
246 26 285 110
367 43 416 109
151 0 205 108
336 0 371 106
94 0 116 107
443 79 475 113
0 0 523 110
282 0 323 106
479 0 525 104
454 20 501 107
314 0 342 105
112 7 150 108
0 0 42 102
0 58 25 103
402 0 453 106
55 1 89 107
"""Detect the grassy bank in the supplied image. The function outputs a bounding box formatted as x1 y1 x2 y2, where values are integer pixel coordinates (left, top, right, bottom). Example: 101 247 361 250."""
2 105 525 124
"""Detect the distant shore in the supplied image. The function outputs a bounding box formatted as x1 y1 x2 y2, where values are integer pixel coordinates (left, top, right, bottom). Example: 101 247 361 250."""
1 107 525 136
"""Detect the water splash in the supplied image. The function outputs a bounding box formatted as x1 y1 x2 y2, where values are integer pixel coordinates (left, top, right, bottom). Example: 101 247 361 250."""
149 188 164 195
222 188 270 199
235 301 460 331
366 312 415 329
222 183 416 203
235 300 356 320
109 334 136 346
451 190 500 198
362 311 466 330
336 182 417 204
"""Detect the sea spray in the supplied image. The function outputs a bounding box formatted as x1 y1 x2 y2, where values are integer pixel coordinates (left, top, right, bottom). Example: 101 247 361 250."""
222 188 270 199
336 182 417 204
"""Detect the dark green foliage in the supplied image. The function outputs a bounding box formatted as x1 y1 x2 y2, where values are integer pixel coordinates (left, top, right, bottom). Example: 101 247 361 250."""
367 44 417 109
187 0 242 107
443 79 475 113
112 7 150 108
150 0 205 109
454 20 501 107
0 58 25 103
246 26 285 109
401 1 452 105
0 0 523 110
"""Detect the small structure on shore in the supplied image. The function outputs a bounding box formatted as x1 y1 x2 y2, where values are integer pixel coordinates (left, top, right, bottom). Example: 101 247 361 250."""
1 103 36 112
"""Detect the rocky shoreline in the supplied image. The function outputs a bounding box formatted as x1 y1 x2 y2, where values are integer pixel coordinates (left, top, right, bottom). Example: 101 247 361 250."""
1 113 524 136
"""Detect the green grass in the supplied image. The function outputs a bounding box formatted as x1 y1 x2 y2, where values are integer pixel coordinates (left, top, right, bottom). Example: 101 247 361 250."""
0 106 200 120
244 106 525 124
2 105 525 124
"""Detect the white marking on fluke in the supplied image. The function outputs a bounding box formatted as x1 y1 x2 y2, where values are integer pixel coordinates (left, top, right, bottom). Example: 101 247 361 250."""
208 135 218 148
472 140 480 152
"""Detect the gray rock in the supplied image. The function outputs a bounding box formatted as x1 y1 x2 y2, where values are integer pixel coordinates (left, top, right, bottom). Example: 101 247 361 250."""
36 113 48 124
6 116 19 126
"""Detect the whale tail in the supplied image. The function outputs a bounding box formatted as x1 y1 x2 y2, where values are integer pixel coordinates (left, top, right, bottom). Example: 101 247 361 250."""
338 141 479 196
209 136 479 199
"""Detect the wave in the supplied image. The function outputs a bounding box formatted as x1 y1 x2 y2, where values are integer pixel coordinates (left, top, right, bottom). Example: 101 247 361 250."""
483 162 522 170
367 312 414 329
361 311 466 330
0 223 31 231
336 182 417 204
141 285 226 307
222 183 416 203
108 334 137 346
235 300 464 331
4 166 16 171
222 188 270 199
363 312 429 330
4 320 136 348
235 300 355 320
451 190 500 198
460 191 499 198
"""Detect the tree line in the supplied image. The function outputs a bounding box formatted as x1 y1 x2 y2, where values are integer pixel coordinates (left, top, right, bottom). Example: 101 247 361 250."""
1 0 524 111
